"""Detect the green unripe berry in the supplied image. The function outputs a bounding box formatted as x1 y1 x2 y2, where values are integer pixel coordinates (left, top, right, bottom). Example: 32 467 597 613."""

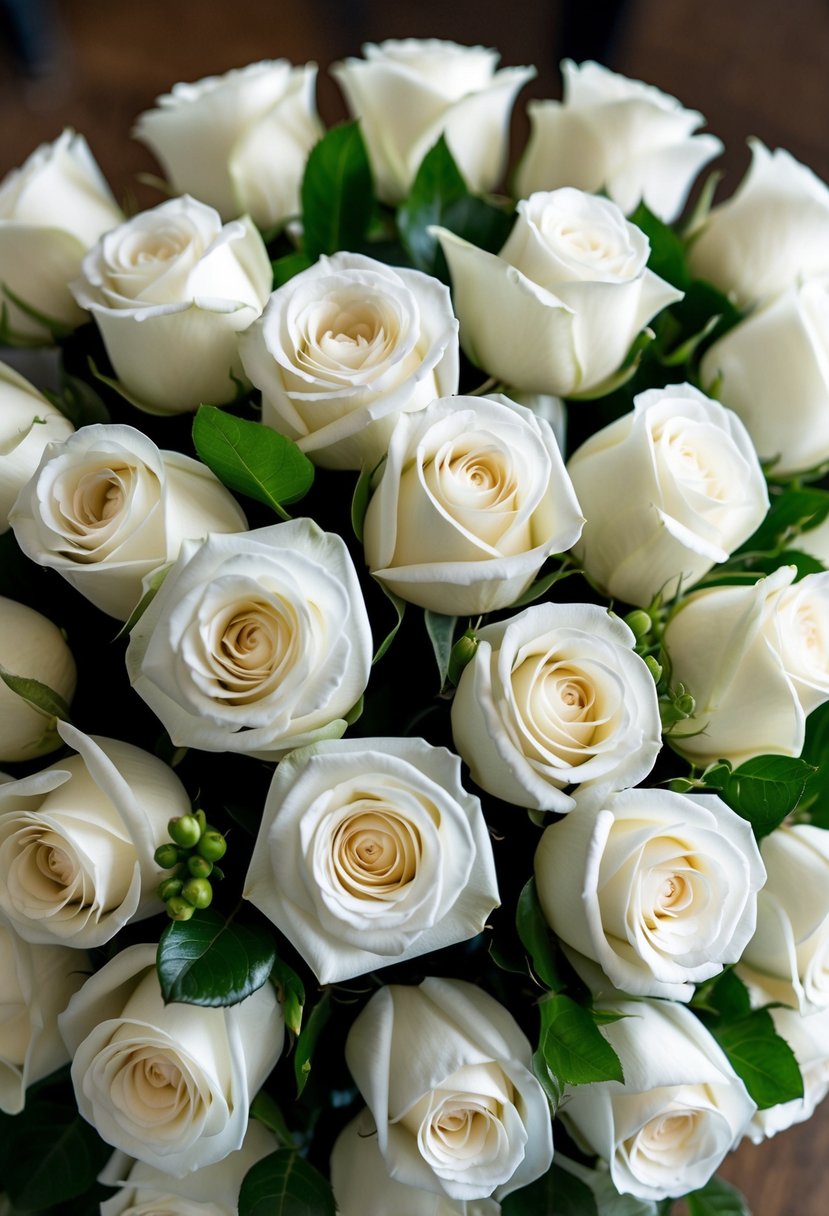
157 877 183 902
182 877 213 909
197 830 227 862
166 895 196 921
154 843 181 869
644 655 663 683
624 609 652 641
187 854 213 879
168 814 202 848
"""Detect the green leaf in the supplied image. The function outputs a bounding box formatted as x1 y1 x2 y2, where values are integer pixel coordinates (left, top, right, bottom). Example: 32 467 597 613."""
424 610 458 689
0 665 73 723
630 202 691 291
249 1091 297 1149
709 1008 803 1109
516 878 563 991
801 700 829 825
271 955 305 1038
351 459 379 544
501 1162 599 1216
685 1175 751 1215
156 908 277 1006
553 1156 661 1215
294 990 332 1097
193 405 313 517
691 968 752 1019
371 584 406 665
537 992 624 1086
398 135 469 274
116 563 171 637
737 486 829 556
3 1100 112 1210
272 251 313 287
239 1149 336 1216
509 563 581 608
44 371 110 428
700 754 815 838
301 121 374 262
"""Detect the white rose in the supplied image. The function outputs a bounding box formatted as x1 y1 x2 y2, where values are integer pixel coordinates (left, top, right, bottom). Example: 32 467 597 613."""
9 423 247 620
435 189 682 398
362 394 583 615
0 922 89 1115
451 602 662 812
0 129 123 340
244 737 499 984
345 978 553 1201
125 519 372 760
239 252 459 470
331 1112 501 1216
0 597 77 763
746 1005 829 1142
562 998 755 1201
663 566 829 765
515 60 722 223
739 825 829 1015
99 1120 277 1216
70 196 272 414
133 61 323 231
535 786 765 1000
688 140 829 307
700 277 829 476
0 361 73 531
331 39 534 204
567 383 768 607
0 721 191 947
59 943 284 1175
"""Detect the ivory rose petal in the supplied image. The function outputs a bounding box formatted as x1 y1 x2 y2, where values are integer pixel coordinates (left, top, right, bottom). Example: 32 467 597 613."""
59 943 284 1175
134 61 323 229
0 597 77 764
0 722 191 947
345 978 553 1201
362 393 584 615
244 736 499 983
9 422 247 620
451 602 661 811
562 998 755 1200
515 60 722 223
435 189 682 398
125 519 373 760
0 361 73 531
332 39 534 203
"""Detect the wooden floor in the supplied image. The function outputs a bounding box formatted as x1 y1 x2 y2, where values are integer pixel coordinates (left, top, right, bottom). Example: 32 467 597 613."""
2 1 829 1211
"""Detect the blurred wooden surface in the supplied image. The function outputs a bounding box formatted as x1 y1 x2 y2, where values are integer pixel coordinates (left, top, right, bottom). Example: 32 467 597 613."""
2 1 829 1211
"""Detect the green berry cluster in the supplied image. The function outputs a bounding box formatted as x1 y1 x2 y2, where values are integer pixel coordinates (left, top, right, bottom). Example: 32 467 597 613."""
153 810 228 921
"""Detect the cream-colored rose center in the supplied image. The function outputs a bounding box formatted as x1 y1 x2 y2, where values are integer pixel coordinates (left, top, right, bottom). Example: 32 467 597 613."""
209 598 296 703
654 419 731 501
511 655 604 766
296 293 405 379
331 806 421 900
112 1046 194 1124
538 214 639 279
36 841 77 888
119 226 191 269
428 1098 500 1159
629 1108 702 1162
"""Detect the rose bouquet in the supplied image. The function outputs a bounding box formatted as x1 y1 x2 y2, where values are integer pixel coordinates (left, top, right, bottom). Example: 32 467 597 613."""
1 39 829 1216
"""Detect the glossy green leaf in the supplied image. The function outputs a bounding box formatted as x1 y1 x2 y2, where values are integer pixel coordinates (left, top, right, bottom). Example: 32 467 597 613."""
537 992 624 1086
294 990 332 1097
239 1149 336 1216
0 666 72 723
424 610 458 689
301 121 374 262
709 1008 803 1109
3 1100 112 1210
156 908 277 1006
249 1092 297 1149
737 486 829 556
691 968 752 1020
502 1162 599 1216
685 1175 751 1215
193 405 313 517
630 202 691 290
516 877 562 991
272 251 313 287
271 955 305 1038
701 755 815 837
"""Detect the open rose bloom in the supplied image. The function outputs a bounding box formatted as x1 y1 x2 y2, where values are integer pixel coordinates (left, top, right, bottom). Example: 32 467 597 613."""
2 38 828 1216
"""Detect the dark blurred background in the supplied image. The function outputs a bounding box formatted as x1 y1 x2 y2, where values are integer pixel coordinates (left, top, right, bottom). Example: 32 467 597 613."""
2 1 829 1211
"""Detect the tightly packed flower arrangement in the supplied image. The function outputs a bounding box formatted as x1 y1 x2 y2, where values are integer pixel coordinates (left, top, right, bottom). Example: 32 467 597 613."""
2 39 829 1216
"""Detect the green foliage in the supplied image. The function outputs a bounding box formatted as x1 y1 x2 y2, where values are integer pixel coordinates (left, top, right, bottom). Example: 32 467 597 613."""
699 754 815 838
0 667 72 724
630 202 691 291
516 877 563 991
536 992 624 1086
502 1162 599 1216
685 1175 752 1215
736 486 829 556
156 908 277 1006
272 955 306 1038
239 1149 336 1216
301 121 374 262
707 1007 803 1110
0 1100 112 1210
192 405 314 518
294 990 332 1097
397 135 513 279
424 610 458 689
